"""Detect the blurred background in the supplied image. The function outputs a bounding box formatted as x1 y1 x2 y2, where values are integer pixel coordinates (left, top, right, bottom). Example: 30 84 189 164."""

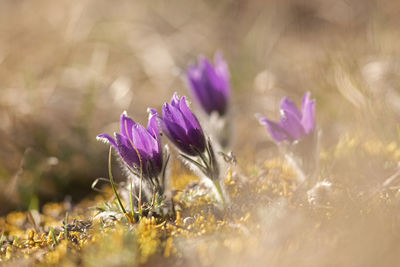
1 0 400 215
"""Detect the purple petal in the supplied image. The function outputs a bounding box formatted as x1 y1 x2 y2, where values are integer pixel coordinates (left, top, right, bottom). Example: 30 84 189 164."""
160 93 207 155
203 58 220 88
164 120 196 155
213 53 230 97
131 124 158 156
161 100 203 156
120 112 136 141
115 133 140 167
280 97 301 120
170 92 180 108
163 102 191 133
214 53 230 104
179 96 202 131
301 92 316 134
161 104 191 147
259 118 289 142
147 108 160 141
96 133 118 148
187 63 202 82
203 60 229 114
187 54 230 115
98 111 164 179
187 62 215 114
179 97 206 152
214 52 230 86
280 109 305 140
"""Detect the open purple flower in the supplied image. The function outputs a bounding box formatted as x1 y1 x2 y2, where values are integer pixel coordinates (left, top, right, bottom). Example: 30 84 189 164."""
97 110 162 179
187 53 230 116
158 93 206 156
259 92 316 143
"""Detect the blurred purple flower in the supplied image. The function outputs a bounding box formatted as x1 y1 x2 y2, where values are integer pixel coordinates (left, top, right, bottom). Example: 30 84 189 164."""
158 93 206 156
187 53 230 116
259 92 316 143
97 110 162 179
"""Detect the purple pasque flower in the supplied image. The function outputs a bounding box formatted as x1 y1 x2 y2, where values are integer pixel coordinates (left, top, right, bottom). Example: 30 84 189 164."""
97 109 162 179
187 52 230 116
159 93 206 156
259 92 316 143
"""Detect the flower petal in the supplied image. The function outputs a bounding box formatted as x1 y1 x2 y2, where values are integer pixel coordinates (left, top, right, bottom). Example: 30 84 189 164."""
160 95 206 155
115 133 140 168
203 59 229 115
162 118 194 155
280 109 305 140
161 103 192 152
170 92 180 108
280 97 301 120
96 133 117 148
179 96 202 131
120 112 136 141
163 102 191 133
178 96 206 152
301 92 316 134
214 52 230 88
187 54 230 115
187 61 214 114
147 108 160 141
131 124 156 153
259 117 289 142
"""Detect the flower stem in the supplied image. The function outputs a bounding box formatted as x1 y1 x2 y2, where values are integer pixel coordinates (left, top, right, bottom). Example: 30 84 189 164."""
138 175 143 220
148 185 156 218
212 180 226 208
284 153 306 184
108 146 127 214
124 118 144 221
130 179 135 219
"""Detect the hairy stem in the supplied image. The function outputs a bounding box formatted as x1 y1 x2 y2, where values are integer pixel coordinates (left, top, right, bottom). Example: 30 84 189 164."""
130 179 135 219
212 180 226 208
108 146 127 214
138 175 143 219
148 185 156 218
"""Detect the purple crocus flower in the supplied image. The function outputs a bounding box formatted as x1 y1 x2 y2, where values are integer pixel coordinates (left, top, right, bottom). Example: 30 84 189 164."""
97 110 162 179
187 53 230 116
158 93 206 156
260 92 316 143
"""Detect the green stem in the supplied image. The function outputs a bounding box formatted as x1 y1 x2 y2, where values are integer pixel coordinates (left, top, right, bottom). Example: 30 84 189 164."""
108 146 127 214
149 185 156 217
198 151 209 169
50 227 58 246
124 118 143 221
212 180 226 208
64 212 69 238
138 175 143 220
130 180 135 219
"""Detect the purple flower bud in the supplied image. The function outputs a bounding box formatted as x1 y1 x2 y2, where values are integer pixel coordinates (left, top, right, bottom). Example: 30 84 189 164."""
260 92 316 143
159 93 206 156
97 110 162 179
187 52 230 116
